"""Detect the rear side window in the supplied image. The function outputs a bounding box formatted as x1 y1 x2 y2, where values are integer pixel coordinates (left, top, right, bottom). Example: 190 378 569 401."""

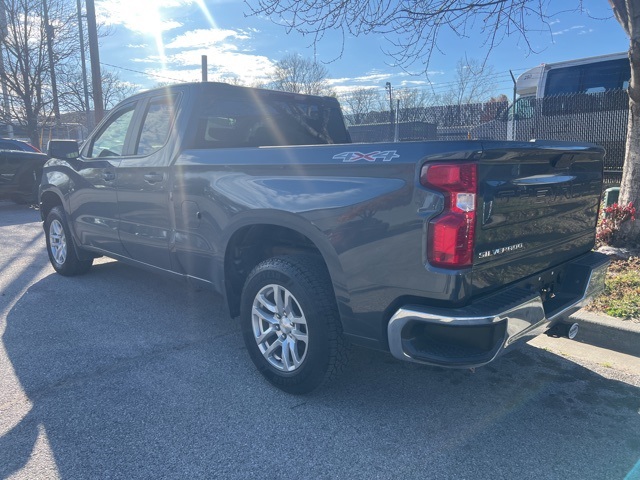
188 91 349 149
135 94 179 156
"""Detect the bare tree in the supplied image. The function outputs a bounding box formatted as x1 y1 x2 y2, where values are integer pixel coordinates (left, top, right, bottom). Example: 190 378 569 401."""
339 87 381 124
268 53 334 96
58 68 137 112
0 0 79 146
481 94 509 121
248 0 640 243
395 87 434 122
211 76 246 86
247 1 556 73
443 58 498 106
102 72 137 109
610 0 640 241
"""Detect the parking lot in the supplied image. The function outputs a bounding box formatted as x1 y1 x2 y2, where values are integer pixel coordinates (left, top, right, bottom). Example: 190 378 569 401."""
1 202 639 479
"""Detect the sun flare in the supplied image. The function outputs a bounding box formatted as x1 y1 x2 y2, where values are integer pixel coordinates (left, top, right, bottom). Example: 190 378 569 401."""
109 0 219 72
194 0 218 29
118 0 179 36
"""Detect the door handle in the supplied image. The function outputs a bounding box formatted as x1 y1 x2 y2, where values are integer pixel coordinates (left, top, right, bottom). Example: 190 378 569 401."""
144 173 164 184
103 172 116 181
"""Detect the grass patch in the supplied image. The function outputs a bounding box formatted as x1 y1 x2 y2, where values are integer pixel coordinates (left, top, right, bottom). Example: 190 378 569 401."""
586 256 640 320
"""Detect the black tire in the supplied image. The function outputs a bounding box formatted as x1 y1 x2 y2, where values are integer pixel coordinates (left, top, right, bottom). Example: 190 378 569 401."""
44 206 93 276
240 255 349 394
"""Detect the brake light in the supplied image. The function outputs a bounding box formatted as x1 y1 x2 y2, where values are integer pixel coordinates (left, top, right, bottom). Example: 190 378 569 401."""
420 163 478 269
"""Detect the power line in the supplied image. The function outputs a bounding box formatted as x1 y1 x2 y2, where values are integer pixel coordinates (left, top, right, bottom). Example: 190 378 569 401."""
100 62 189 84
101 57 537 96
336 69 528 97
102 54 534 95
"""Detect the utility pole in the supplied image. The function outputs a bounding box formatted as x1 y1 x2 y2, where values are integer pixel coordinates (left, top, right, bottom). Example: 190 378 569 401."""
394 99 400 142
42 0 60 123
0 0 13 137
509 70 517 113
385 81 394 139
76 0 91 130
508 70 518 141
85 0 103 123
201 55 208 82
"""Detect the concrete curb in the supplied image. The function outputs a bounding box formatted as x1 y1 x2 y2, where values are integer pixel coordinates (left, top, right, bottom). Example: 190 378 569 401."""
569 309 640 358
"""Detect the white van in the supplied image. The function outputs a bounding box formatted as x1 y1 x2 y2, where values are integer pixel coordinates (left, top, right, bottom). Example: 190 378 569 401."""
516 52 629 98
501 53 630 183
508 52 630 140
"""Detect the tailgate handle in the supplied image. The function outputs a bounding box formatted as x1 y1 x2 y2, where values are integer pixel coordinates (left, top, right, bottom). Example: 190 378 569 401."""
551 154 575 169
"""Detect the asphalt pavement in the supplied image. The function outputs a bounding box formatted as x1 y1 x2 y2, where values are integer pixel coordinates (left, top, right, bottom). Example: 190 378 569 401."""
5 201 636 356
1 201 639 480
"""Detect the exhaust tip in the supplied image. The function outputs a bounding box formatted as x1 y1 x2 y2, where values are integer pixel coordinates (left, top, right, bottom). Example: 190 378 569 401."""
545 322 579 340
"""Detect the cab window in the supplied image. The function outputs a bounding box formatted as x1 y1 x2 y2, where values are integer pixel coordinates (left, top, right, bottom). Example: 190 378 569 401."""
135 94 179 156
187 92 348 149
86 104 136 158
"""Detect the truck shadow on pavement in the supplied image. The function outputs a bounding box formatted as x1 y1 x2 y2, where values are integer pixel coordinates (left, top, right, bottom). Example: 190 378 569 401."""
0 202 41 227
2 261 640 479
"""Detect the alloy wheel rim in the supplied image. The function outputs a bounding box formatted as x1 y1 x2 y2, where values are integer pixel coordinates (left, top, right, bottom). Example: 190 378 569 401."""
49 219 67 266
251 284 309 372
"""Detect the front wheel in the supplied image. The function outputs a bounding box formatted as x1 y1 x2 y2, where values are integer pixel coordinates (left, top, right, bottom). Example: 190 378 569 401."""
44 206 93 276
240 255 349 394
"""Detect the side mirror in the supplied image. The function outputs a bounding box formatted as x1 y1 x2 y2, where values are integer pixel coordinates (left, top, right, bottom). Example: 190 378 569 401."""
48 139 79 160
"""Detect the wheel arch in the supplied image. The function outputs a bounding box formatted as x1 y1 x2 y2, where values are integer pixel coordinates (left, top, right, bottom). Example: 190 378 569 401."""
40 190 94 263
39 189 64 221
222 215 349 320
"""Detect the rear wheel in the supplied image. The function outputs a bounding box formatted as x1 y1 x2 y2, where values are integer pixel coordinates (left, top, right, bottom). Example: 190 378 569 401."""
45 206 93 276
240 255 349 394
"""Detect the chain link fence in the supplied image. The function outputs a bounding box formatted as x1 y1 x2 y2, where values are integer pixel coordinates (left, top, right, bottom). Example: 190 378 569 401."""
344 90 628 184
507 91 628 184
2 90 628 184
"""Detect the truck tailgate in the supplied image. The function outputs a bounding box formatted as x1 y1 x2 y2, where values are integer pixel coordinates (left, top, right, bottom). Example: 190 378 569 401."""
472 141 604 297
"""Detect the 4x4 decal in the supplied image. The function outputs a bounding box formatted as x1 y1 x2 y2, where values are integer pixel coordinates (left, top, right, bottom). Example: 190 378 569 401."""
333 150 400 163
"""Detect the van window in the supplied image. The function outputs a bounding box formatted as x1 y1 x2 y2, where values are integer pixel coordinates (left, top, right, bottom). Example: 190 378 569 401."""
544 58 630 96
545 66 582 95
508 97 536 120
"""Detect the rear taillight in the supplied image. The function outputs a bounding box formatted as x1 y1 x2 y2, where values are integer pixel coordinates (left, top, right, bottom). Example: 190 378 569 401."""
420 163 478 269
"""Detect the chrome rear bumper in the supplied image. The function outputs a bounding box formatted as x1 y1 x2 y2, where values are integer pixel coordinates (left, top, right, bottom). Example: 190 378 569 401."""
387 252 609 368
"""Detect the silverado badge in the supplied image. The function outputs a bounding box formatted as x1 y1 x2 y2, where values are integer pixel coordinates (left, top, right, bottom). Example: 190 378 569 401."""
478 243 525 259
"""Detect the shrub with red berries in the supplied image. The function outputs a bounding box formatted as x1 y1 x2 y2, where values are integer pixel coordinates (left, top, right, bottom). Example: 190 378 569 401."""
596 201 636 247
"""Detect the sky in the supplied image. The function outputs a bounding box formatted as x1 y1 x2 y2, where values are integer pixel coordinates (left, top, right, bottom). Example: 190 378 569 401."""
94 0 630 100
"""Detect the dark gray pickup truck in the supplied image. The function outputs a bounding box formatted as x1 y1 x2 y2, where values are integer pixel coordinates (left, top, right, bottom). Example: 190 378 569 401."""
40 82 609 393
